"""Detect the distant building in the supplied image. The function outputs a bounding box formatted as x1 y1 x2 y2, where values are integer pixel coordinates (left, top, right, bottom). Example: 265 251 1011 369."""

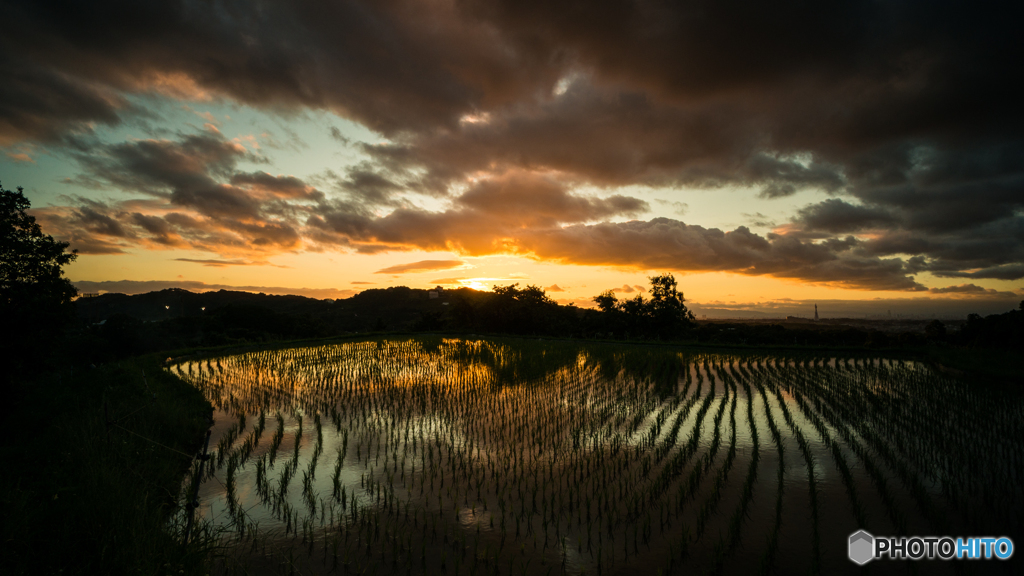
814 304 819 321
428 291 439 299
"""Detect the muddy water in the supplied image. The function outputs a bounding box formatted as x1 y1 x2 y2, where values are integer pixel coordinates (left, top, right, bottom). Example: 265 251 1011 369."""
172 337 1024 575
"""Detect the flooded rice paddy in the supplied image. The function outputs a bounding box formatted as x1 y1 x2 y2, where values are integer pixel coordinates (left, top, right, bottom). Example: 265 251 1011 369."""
171 337 1024 575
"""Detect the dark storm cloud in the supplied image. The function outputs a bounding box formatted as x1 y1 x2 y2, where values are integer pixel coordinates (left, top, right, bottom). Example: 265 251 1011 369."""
4 0 1021 158
515 219 924 291
937 263 1024 282
455 172 648 225
930 284 1003 295
230 172 324 201
0 0 560 140
68 202 132 238
0 55 126 145
336 163 408 206
41 130 306 253
790 192 1024 281
461 0 881 100
793 199 897 234
6 0 1022 289
849 144 1024 234
786 141 1024 280
447 0 1024 171
69 131 256 198
362 86 849 195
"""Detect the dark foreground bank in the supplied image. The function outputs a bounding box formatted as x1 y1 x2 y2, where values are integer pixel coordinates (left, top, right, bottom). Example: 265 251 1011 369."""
1 355 214 576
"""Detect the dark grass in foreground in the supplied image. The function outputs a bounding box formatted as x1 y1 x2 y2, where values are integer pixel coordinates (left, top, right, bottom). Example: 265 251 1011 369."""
1 355 214 576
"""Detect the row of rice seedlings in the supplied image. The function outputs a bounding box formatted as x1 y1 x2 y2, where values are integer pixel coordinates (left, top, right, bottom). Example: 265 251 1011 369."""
815 364 950 534
714 373 761 574
765 355 960 568
796 373 908 534
213 411 246 470
268 412 285 465
782 354 1021 532
172 340 1023 575
670 369 728 519
751 373 785 575
693 375 739 541
839 359 1022 530
769 382 821 575
789 386 867 528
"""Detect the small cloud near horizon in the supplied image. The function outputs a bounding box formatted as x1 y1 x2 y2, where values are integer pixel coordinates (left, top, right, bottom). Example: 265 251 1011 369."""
374 259 466 274
6 152 34 163
175 258 285 267
929 284 1020 297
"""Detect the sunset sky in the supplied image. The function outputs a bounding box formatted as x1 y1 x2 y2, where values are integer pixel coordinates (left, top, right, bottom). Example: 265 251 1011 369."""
2 0 1022 318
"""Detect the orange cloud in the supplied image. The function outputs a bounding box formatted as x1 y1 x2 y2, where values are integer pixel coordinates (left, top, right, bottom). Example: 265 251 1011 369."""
6 152 34 163
174 258 286 267
375 259 466 274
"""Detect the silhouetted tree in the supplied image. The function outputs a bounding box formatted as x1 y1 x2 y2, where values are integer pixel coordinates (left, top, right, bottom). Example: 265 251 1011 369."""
589 273 695 339
486 283 559 333
925 319 946 340
954 307 1023 349
1 183 78 386
621 293 647 317
1 183 77 305
593 290 618 313
646 273 695 336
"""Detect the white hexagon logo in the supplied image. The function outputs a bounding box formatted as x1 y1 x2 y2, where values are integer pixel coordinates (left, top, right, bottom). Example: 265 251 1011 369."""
849 530 874 565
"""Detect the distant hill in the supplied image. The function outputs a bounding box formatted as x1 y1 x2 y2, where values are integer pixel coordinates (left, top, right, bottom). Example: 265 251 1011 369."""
75 286 464 333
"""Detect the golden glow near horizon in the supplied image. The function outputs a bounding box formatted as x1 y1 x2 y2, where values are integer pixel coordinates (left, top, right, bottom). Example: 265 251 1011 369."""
66 243 1023 317
3 3 1021 317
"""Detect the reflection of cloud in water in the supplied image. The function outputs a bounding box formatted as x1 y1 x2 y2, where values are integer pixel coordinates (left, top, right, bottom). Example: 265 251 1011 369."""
170 338 1024 576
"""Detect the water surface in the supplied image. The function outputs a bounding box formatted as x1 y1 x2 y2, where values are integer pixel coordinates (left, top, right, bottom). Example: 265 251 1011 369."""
172 337 1024 575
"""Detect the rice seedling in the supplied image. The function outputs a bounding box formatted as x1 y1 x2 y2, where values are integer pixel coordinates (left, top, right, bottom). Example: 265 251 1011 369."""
171 337 1024 576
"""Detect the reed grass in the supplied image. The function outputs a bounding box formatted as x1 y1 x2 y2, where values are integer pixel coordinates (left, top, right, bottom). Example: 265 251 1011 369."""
2 355 215 575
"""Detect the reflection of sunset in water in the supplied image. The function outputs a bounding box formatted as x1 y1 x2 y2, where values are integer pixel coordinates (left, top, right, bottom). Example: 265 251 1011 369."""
172 337 1024 575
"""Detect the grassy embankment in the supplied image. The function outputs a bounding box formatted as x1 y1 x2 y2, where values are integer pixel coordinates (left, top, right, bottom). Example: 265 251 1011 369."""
2 355 215 576
917 346 1024 384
